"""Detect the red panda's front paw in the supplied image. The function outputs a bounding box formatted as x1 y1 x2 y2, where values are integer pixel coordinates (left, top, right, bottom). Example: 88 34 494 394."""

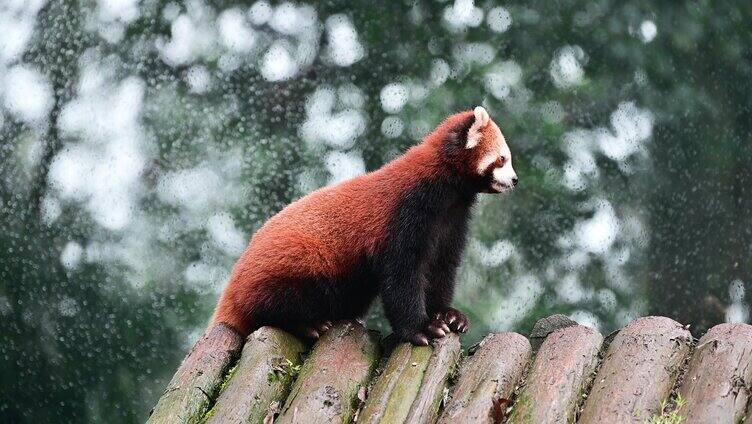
403 318 451 346
434 307 470 333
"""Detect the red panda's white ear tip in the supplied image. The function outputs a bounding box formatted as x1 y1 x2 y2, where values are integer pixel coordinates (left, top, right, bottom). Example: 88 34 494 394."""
466 106 489 149
474 106 490 127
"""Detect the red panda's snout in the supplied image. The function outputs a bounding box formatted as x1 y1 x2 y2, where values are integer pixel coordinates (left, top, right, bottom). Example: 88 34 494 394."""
489 160 518 193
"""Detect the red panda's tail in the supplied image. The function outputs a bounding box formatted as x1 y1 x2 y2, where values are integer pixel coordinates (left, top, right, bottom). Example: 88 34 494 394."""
210 287 255 337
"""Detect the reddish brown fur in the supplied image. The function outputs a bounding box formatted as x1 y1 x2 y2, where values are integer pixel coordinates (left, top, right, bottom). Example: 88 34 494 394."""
212 110 496 336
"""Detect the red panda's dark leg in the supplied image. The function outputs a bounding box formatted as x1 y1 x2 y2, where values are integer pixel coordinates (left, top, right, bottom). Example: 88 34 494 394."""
380 269 449 346
424 204 472 333
424 244 461 314
380 182 451 345
425 262 469 334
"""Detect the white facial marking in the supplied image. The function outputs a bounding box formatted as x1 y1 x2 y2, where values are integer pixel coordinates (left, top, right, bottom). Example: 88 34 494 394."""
491 161 517 191
475 123 510 173
477 152 498 174
465 106 490 149
481 124 517 191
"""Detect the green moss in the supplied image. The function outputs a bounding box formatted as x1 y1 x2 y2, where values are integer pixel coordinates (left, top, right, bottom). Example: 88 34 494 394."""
644 394 687 424
379 345 432 423
446 350 463 387
196 403 216 424
267 358 302 383
507 392 534 424
195 363 239 424
217 364 238 394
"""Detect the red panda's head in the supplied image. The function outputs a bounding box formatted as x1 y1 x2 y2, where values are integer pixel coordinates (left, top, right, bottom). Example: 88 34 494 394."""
429 106 518 193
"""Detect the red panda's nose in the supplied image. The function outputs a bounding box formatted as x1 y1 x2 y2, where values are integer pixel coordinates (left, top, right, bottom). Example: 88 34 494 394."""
512 177 519 186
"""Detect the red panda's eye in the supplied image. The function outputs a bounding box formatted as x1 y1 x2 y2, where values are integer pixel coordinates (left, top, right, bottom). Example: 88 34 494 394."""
499 156 506 165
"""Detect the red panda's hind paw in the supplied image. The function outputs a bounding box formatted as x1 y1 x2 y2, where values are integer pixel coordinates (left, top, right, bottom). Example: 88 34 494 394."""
293 320 333 341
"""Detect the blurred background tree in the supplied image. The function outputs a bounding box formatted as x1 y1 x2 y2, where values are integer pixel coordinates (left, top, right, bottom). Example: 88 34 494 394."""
0 0 749 422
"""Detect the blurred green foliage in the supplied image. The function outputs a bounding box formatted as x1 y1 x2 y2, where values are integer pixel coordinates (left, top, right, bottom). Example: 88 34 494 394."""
0 1 750 422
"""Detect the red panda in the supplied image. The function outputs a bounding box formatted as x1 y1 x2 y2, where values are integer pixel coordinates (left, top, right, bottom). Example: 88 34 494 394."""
212 107 517 345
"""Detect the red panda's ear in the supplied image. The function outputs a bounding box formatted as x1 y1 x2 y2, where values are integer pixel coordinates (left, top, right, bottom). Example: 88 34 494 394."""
474 106 490 126
445 113 476 151
466 106 490 149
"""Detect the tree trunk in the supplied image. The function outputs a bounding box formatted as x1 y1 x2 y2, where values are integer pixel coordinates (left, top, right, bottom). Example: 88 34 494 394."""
678 323 752 424
578 316 692 424
206 327 305 424
276 321 380 424
507 325 602 424
147 324 243 424
359 333 461 424
438 332 531 424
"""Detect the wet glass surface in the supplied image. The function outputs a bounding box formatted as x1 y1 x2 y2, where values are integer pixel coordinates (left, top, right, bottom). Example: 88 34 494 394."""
0 1 750 421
